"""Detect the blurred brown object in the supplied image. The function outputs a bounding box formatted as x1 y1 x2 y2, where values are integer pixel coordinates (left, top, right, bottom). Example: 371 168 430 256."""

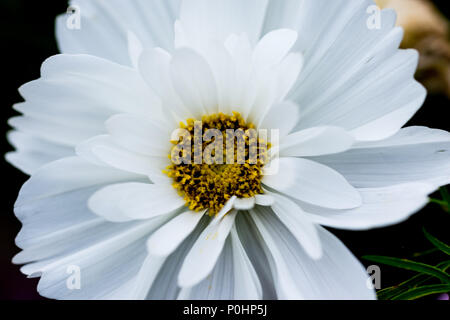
377 0 450 97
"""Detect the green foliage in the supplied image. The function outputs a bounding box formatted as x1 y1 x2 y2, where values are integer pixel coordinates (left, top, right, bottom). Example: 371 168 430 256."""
429 187 450 213
364 229 450 300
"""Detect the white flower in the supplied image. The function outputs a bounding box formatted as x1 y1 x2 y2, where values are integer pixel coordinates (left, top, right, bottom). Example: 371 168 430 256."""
7 0 450 300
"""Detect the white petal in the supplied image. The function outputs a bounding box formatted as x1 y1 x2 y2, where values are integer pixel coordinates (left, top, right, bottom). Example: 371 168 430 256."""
138 48 190 123
195 39 236 114
178 237 234 300
216 196 237 220
6 131 73 175
15 157 138 208
147 210 206 257
234 214 277 299
76 135 167 178
250 208 376 300
258 101 301 138
24 217 167 300
263 157 362 209
281 2 424 141
127 31 144 69
291 6 398 110
170 48 218 116
269 194 322 259
350 82 426 141
255 194 275 207
230 226 262 300
8 115 98 148
248 210 303 299
234 197 256 210
88 182 184 222
147 217 208 299
252 29 298 67
177 225 263 300
105 114 171 157
56 0 181 65
36 54 161 118
280 126 354 157
302 183 435 230
313 126 450 188
274 53 304 102
178 211 237 288
128 255 166 300
179 0 269 46
14 186 105 264
297 49 425 141
12 54 163 169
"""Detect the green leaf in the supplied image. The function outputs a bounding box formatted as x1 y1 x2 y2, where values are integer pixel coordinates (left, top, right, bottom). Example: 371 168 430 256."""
440 187 450 205
363 256 450 284
376 261 450 300
412 248 439 258
429 198 448 207
391 284 450 300
423 229 450 256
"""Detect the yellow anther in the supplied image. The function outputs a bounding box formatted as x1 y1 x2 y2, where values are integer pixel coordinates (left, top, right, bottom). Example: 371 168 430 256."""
164 112 269 215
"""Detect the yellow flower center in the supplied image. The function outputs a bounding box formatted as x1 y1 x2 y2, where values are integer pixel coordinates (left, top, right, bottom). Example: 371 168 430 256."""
164 112 270 215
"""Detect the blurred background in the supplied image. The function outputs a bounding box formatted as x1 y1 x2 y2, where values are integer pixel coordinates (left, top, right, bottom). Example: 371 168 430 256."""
0 0 449 300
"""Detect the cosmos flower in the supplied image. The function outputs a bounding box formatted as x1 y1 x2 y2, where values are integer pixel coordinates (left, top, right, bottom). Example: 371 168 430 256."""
7 0 450 300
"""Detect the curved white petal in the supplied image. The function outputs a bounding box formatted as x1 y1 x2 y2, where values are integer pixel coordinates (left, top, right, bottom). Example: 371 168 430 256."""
6 131 73 175
263 157 362 209
127 31 144 69
178 227 263 300
266 0 425 141
178 211 237 288
88 182 184 222
215 196 237 220
170 48 219 116
234 214 277 299
252 29 298 67
15 157 138 209
290 7 410 137
37 54 161 118
179 0 269 48
301 183 435 230
292 5 398 100
250 208 376 300
56 0 181 65
258 101 301 138
76 135 167 179
255 194 275 207
10 54 163 174
273 52 304 102
192 39 236 115
269 194 322 260
296 47 425 141
24 217 167 300
230 226 263 300
313 126 450 188
349 82 426 141
280 126 354 157
127 255 166 300
147 217 208 299
14 186 106 264
234 197 256 211
105 114 171 157
178 237 234 300
147 210 206 257
138 48 192 123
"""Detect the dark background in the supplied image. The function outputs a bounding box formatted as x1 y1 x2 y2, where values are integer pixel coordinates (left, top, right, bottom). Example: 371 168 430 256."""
0 0 449 300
